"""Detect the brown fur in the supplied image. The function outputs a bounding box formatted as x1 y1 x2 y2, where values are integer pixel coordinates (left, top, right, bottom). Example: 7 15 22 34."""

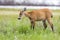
18 8 54 31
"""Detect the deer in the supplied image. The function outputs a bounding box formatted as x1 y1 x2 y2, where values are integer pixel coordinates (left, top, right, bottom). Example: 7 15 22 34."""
18 8 54 32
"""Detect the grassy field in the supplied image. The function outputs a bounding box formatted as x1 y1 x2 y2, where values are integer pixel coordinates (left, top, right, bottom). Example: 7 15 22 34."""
0 8 60 40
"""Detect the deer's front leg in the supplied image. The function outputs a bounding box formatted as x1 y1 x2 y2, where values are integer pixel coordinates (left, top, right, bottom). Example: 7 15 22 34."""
30 20 35 30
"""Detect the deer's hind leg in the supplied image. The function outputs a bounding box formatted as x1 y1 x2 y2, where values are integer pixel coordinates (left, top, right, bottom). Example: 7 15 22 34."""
47 18 54 32
42 20 47 30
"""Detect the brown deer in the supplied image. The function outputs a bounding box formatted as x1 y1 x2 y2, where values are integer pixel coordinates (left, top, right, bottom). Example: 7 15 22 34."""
18 8 54 31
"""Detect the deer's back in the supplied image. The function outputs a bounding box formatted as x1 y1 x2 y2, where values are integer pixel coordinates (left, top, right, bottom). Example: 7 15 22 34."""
29 8 52 21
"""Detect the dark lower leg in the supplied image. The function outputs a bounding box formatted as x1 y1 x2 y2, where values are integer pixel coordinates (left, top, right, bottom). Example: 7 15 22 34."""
44 24 47 29
43 20 47 30
31 21 35 30
47 19 54 32
32 23 35 30
30 25 32 29
51 24 54 32
32 25 34 30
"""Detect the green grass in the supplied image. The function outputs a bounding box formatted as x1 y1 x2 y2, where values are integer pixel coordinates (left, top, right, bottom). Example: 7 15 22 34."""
0 8 60 40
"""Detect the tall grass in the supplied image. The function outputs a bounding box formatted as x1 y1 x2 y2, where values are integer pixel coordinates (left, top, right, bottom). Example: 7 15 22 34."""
0 9 60 40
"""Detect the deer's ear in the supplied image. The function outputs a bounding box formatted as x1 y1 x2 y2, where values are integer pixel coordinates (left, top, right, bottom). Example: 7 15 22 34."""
23 8 26 11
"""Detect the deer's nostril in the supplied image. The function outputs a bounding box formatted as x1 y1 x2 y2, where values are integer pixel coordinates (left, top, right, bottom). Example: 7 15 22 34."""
18 18 21 20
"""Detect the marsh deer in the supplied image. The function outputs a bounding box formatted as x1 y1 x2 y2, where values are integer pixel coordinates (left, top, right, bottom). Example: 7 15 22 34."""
18 8 54 31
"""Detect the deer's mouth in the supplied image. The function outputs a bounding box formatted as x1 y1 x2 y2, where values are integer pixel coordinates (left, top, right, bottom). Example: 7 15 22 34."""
18 17 21 20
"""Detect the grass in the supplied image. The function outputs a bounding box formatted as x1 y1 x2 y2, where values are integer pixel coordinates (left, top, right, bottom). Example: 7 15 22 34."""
0 8 60 40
